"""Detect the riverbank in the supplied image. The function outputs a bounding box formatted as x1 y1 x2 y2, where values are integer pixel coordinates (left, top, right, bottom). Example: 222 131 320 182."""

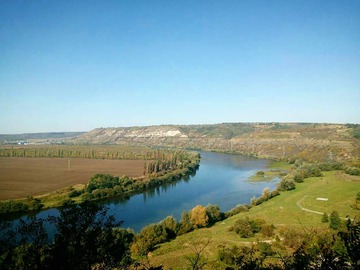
0 151 200 218
147 169 360 269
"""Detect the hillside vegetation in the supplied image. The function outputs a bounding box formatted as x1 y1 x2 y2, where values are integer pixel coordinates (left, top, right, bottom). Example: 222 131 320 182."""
147 168 360 269
73 123 360 163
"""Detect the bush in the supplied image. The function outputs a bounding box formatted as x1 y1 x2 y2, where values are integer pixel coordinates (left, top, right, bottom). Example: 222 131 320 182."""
270 189 280 197
318 162 344 171
249 218 266 234
293 173 304 183
0 200 28 216
225 204 250 217
255 242 274 256
230 218 254 238
329 211 342 230
230 218 275 240
278 179 295 191
261 224 275 237
322 212 329 223
26 198 43 211
294 164 323 182
344 166 360 176
69 189 84 198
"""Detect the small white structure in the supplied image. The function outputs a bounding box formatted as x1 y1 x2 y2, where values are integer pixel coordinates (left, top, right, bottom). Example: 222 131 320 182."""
316 198 329 201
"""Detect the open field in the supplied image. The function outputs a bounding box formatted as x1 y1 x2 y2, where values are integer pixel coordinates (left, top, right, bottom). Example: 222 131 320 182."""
0 157 145 200
149 170 360 269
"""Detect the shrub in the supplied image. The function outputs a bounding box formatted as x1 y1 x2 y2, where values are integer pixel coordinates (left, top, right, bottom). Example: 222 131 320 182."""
249 218 266 234
69 189 84 198
322 212 329 223
318 162 344 171
0 200 28 216
225 204 250 217
344 166 360 176
294 164 323 181
261 224 275 237
231 218 254 238
329 211 342 230
293 173 304 183
271 189 280 197
255 242 274 256
278 179 295 191
26 198 43 211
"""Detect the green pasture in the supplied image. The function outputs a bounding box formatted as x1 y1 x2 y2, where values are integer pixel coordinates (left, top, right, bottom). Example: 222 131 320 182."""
149 170 360 269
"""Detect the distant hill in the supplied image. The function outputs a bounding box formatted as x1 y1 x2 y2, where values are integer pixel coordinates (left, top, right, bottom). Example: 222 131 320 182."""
73 123 360 162
0 132 85 144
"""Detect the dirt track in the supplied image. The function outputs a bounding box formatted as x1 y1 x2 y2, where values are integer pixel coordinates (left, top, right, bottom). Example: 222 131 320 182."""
0 157 145 200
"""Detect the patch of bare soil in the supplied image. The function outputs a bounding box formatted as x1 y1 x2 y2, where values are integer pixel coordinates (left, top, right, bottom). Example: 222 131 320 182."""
0 157 145 200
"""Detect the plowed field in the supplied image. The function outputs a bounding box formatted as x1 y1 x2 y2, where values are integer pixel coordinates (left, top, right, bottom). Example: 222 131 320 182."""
0 157 145 200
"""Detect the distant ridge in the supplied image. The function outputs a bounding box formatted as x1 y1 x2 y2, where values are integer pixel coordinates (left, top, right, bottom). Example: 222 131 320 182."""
0 132 85 143
73 123 360 162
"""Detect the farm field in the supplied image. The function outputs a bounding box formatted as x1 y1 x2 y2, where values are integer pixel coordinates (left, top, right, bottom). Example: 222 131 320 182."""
0 157 145 200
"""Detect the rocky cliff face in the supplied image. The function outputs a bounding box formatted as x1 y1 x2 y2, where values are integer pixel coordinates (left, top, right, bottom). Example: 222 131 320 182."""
73 123 360 162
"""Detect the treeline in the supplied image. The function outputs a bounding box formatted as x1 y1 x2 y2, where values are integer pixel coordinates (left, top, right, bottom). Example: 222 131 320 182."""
73 150 199 201
0 145 187 160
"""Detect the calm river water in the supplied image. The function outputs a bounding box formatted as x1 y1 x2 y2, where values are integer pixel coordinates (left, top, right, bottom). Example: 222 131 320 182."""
22 151 279 232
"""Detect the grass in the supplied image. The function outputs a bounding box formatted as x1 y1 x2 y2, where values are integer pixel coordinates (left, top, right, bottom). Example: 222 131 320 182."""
149 170 360 269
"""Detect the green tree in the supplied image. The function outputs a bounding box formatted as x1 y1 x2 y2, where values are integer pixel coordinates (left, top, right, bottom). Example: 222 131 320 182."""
329 211 341 230
160 216 178 239
133 224 167 255
338 218 360 267
49 201 128 270
178 211 193 235
205 204 222 225
322 212 329 223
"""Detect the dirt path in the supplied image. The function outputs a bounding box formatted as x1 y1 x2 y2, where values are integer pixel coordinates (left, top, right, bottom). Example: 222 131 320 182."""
296 195 350 220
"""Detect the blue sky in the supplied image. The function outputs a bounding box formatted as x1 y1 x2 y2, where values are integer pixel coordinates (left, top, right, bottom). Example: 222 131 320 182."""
0 0 359 133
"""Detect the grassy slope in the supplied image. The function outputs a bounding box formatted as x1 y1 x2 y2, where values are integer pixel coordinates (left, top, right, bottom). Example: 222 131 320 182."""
149 170 360 269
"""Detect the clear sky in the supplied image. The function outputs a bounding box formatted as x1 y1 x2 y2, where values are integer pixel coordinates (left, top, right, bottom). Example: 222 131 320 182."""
0 0 359 134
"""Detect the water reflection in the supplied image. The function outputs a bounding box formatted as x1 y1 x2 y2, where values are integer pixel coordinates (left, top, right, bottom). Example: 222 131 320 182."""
10 151 278 232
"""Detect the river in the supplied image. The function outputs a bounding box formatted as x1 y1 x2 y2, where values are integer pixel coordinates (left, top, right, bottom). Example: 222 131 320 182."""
30 151 279 232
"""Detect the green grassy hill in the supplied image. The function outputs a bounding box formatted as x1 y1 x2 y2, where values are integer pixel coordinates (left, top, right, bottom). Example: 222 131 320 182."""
147 170 360 269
